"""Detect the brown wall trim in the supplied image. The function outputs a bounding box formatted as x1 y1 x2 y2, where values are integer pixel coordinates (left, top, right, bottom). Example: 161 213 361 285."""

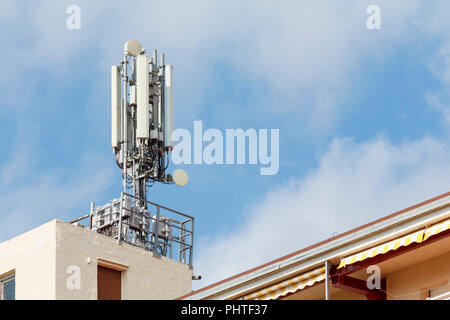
97 258 129 272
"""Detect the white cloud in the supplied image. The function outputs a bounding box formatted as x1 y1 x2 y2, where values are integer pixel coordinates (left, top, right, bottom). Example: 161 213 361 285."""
194 135 450 288
413 1 450 127
0 145 116 241
0 0 440 129
425 41 450 126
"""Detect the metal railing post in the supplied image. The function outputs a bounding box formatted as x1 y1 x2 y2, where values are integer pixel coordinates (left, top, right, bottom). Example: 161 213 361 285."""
179 222 185 264
189 218 194 268
169 221 173 259
118 192 124 244
89 201 95 230
153 206 160 257
68 192 195 267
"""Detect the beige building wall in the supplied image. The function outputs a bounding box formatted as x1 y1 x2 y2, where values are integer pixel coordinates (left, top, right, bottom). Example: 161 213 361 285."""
0 220 56 299
386 251 450 300
55 220 192 299
0 219 193 300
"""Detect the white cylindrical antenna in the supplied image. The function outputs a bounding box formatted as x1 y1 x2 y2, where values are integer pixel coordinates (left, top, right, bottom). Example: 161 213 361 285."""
164 65 174 149
136 55 150 139
153 49 157 66
129 85 137 106
131 57 137 83
150 54 159 130
160 53 165 66
111 65 121 150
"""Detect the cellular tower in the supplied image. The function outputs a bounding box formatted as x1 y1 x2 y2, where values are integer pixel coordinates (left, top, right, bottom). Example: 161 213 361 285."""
72 40 193 267
112 39 188 198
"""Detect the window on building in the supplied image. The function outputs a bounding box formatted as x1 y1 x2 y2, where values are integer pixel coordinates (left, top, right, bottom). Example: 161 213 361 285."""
427 284 449 300
0 273 15 300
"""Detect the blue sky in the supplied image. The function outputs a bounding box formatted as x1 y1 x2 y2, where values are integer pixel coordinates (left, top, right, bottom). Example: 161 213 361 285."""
1 1 450 288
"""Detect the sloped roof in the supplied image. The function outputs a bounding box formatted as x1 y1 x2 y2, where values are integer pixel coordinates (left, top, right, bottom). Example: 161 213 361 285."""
178 191 450 300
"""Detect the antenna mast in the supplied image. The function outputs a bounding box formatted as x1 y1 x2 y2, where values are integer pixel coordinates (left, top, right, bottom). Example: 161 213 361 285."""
72 40 193 266
112 39 178 204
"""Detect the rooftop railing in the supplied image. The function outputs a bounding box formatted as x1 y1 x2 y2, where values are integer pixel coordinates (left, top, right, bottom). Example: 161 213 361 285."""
69 192 194 268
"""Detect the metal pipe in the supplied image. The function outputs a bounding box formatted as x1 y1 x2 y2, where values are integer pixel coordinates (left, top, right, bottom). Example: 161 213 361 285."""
118 192 124 243
167 237 192 247
189 218 194 268
169 223 191 232
153 206 160 257
325 260 331 300
179 221 185 264
122 55 128 196
123 191 194 218
89 201 95 230
69 214 90 224
169 234 173 259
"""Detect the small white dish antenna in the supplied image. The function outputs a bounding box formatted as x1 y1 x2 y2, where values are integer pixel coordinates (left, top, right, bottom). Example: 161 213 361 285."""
173 169 189 187
124 39 143 56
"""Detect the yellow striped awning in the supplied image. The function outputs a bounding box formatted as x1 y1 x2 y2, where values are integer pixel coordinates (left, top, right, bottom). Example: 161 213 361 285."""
337 229 424 269
243 266 325 300
423 218 450 241
338 218 450 269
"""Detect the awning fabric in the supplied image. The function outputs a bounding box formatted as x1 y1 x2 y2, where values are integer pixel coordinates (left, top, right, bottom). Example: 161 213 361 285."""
243 266 325 300
337 229 424 269
423 218 450 241
338 218 450 269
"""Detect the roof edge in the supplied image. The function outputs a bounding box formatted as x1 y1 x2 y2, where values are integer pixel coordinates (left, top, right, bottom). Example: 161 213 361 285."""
177 191 450 300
